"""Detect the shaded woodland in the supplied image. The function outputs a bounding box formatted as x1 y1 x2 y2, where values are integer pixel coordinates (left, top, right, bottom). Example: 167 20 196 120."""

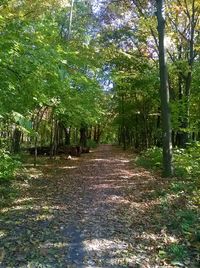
0 0 200 168
0 0 200 267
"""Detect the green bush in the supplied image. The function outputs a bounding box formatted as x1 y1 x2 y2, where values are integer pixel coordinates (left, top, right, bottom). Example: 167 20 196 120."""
0 149 21 181
136 147 162 170
174 143 200 178
86 139 98 148
137 142 200 178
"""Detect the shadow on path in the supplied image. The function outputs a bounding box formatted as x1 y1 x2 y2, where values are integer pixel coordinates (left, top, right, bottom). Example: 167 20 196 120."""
0 145 196 267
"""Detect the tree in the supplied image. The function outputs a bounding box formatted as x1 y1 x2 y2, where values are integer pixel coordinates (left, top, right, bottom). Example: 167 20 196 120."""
155 0 173 176
165 0 200 147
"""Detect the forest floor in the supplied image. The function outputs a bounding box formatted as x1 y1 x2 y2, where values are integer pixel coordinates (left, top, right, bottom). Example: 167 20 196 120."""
0 145 198 268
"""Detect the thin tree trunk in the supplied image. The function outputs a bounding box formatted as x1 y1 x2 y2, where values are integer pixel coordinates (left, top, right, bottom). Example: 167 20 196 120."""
50 112 54 158
65 127 71 145
33 107 48 166
94 126 97 142
184 0 196 145
96 124 101 144
121 94 126 150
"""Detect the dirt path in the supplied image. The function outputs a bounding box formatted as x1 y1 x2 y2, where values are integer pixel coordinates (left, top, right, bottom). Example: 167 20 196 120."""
0 145 182 267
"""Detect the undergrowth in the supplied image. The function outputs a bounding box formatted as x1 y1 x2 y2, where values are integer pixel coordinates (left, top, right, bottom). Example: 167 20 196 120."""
0 149 21 208
136 142 200 266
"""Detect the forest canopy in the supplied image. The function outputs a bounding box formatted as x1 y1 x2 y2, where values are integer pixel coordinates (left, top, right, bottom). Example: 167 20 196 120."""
0 0 200 174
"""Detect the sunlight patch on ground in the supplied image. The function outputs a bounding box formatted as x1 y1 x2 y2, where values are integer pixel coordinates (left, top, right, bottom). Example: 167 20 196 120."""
23 167 43 177
14 197 34 204
59 166 77 170
90 158 130 163
119 159 130 163
83 239 136 266
120 169 136 176
108 256 135 267
120 175 132 179
0 230 6 238
19 181 31 189
130 201 148 209
90 184 123 190
138 231 179 247
1 205 26 213
39 242 68 249
105 195 130 204
90 158 114 162
67 157 80 161
1 204 67 214
84 238 128 252
35 214 54 221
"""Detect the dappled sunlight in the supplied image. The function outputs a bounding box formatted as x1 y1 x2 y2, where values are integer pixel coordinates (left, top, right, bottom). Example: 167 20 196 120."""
90 183 123 190
1 145 190 267
145 231 179 245
1 203 68 214
14 197 34 204
82 237 157 267
104 195 130 205
119 159 130 163
23 167 43 177
90 158 130 163
1 205 28 213
39 242 68 249
19 181 31 189
0 230 6 238
35 214 54 221
84 238 128 252
59 165 77 170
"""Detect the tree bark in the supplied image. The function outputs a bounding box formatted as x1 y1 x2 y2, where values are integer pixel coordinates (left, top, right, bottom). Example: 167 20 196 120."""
12 127 21 154
156 0 173 177
182 0 196 146
80 125 87 147
121 94 126 150
68 0 74 39
65 127 71 145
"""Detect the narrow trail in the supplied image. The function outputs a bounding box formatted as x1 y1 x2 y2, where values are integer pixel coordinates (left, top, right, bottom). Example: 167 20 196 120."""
0 145 176 267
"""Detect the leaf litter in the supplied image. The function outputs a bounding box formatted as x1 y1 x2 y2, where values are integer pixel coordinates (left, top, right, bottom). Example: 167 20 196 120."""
0 145 198 267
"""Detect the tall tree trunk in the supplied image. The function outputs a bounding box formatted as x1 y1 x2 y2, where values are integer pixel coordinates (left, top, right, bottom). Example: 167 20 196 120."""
118 126 121 145
58 123 64 146
134 114 139 149
12 126 21 154
71 127 78 144
156 0 173 177
94 126 97 142
50 113 54 158
80 125 87 147
181 1 195 146
54 119 59 155
121 94 126 150
96 124 101 144
68 0 74 39
33 107 48 166
87 126 92 140
65 127 71 145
